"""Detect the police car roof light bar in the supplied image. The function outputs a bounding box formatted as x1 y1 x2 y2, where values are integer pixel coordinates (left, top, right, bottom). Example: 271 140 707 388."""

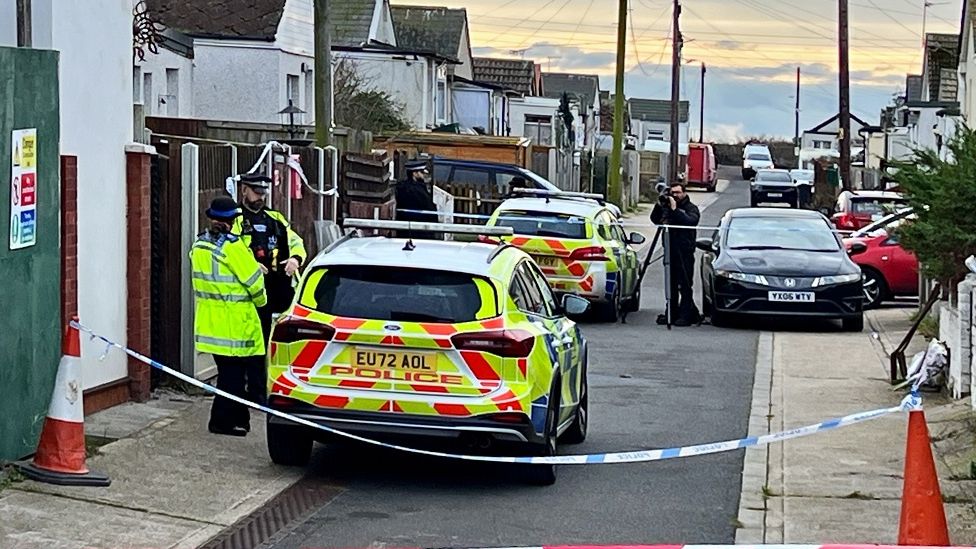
509 187 606 204
342 218 515 236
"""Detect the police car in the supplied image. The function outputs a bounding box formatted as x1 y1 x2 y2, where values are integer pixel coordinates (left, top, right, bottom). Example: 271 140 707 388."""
484 189 646 322
265 219 590 485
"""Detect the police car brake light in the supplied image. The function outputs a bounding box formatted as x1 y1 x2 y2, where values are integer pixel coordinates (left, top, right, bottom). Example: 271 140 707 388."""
272 317 336 343
451 329 534 358
569 246 609 261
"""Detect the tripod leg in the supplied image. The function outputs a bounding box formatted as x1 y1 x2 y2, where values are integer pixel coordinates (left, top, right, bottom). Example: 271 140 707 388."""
622 225 663 324
663 226 672 330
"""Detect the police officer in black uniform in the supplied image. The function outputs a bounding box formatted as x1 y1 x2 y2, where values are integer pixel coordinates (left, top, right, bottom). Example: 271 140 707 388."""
233 174 308 376
394 161 439 240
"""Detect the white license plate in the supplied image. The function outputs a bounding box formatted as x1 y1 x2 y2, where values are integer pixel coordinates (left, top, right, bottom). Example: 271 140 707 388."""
768 291 814 302
767 192 782 197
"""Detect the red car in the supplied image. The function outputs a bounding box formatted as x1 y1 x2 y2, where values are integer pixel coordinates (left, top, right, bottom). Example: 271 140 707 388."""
830 190 908 232
842 208 918 309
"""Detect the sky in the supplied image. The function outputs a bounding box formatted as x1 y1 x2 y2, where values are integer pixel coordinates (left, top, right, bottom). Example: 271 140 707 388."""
396 0 962 142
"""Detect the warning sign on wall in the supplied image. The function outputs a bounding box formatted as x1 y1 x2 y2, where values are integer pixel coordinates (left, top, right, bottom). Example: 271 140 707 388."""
10 128 37 250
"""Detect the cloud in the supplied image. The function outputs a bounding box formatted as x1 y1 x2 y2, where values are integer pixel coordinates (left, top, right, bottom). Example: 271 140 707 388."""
469 44 904 140
714 40 750 51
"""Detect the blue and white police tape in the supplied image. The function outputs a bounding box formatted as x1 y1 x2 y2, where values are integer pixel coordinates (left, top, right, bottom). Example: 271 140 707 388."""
70 320 924 466
393 208 868 235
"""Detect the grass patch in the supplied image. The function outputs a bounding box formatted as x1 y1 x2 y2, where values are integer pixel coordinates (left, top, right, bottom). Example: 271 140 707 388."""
730 518 745 529
85 435 115 458
943 494 974 504
761 485 779 499
0 466 25 492
841 491 875 500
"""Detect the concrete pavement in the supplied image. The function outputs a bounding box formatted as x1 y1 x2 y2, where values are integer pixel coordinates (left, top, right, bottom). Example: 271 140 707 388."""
736 305 976 545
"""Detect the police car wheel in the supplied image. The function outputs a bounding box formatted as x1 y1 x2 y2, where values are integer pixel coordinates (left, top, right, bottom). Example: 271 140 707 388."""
560 360 588 444
516 384 559 486
267 420 313 467
596 287 620 322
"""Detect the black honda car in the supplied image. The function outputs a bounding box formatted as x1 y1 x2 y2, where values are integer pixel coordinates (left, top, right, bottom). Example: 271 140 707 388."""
697 208 866 331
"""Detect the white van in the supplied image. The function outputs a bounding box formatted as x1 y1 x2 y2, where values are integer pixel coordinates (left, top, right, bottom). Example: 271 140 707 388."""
742 144 774 179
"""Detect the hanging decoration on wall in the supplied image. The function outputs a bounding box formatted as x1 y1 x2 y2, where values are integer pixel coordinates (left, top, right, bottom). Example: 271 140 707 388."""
132 0 165 63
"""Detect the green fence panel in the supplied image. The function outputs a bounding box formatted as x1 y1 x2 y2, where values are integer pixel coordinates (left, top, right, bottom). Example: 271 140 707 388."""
0 46 62 462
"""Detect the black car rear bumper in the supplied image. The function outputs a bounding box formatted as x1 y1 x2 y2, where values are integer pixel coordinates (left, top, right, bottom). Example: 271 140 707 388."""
713 278 862 319
751 185 797 205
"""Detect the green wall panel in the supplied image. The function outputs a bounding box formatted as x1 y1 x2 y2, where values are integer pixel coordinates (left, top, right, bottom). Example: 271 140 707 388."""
0 46 62 462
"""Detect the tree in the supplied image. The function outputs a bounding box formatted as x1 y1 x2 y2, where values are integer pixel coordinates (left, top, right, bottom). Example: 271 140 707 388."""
889 124 976 290
332 58 410 133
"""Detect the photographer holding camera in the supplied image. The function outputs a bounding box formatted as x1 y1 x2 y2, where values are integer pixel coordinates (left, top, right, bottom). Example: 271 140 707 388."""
650 181 701 326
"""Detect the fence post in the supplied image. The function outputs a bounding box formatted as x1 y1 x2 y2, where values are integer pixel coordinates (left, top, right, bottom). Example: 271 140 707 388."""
180 142 200 377
315 147 326 221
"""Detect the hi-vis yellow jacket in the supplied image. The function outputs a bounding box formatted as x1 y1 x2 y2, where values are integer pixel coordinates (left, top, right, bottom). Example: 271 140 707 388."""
190 230 268 357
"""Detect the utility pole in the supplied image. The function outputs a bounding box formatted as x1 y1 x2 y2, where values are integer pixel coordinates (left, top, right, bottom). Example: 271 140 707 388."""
698 62 705 143
794 66 801 169
668 0 682 184
314 0 333 146
838 0 851 190
607 0 628 205
16 0 31 47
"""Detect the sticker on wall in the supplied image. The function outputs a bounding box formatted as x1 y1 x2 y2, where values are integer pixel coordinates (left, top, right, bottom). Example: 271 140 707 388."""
10 128 37 250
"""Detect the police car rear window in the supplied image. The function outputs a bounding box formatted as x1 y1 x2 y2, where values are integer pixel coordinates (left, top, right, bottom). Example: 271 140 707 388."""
298 266 497 323
494 210 588 239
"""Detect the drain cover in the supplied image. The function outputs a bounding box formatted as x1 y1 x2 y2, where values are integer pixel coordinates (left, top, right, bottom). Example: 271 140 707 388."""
199 477 343 549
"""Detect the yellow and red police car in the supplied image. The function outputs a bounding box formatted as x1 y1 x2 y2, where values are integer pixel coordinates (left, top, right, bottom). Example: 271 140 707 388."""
265 219 590 485
484 189 646 322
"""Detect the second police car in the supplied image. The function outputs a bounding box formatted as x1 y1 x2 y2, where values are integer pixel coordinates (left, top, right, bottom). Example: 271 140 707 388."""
264 219 590 485
483 189 646 322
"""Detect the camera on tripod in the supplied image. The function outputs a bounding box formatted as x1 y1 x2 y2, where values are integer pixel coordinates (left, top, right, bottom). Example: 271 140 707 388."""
656 180 672 206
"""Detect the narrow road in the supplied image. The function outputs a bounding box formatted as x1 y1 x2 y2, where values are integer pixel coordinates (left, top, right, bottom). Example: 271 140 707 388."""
260 168 759 549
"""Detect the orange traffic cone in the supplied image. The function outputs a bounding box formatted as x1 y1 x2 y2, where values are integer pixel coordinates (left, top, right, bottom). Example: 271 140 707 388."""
897 408 949 545
15 317 110 486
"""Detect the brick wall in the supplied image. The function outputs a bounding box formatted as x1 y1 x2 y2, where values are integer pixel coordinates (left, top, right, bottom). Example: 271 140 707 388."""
126 149 153 402
60 156 78 333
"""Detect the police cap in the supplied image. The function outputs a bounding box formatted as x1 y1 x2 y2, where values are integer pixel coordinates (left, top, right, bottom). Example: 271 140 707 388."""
240 173 272 193
404 160 428 173
206 196 242 220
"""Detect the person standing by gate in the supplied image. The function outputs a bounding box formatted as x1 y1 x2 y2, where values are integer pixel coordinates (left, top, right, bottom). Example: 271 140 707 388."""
191 197 267 437
232 173 308 341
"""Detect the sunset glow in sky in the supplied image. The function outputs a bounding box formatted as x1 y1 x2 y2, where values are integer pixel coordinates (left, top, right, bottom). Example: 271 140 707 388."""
397 0 962 141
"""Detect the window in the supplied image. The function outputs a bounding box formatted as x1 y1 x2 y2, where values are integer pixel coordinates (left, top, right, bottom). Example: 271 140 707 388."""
143 73 153 114
725 217 840 252
133 66 142 103
518 262 556 317
436 81 447 123
304 72 314 116
432 164 452 183
512 262 550 316
451 168 491 187
813 140 832 149
165 68 179 116
755 171 792 183
494 210 588 239
851 197 908 216
646 129 664 141
524 115 553 145
301 266 497 323
286 74 300 106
